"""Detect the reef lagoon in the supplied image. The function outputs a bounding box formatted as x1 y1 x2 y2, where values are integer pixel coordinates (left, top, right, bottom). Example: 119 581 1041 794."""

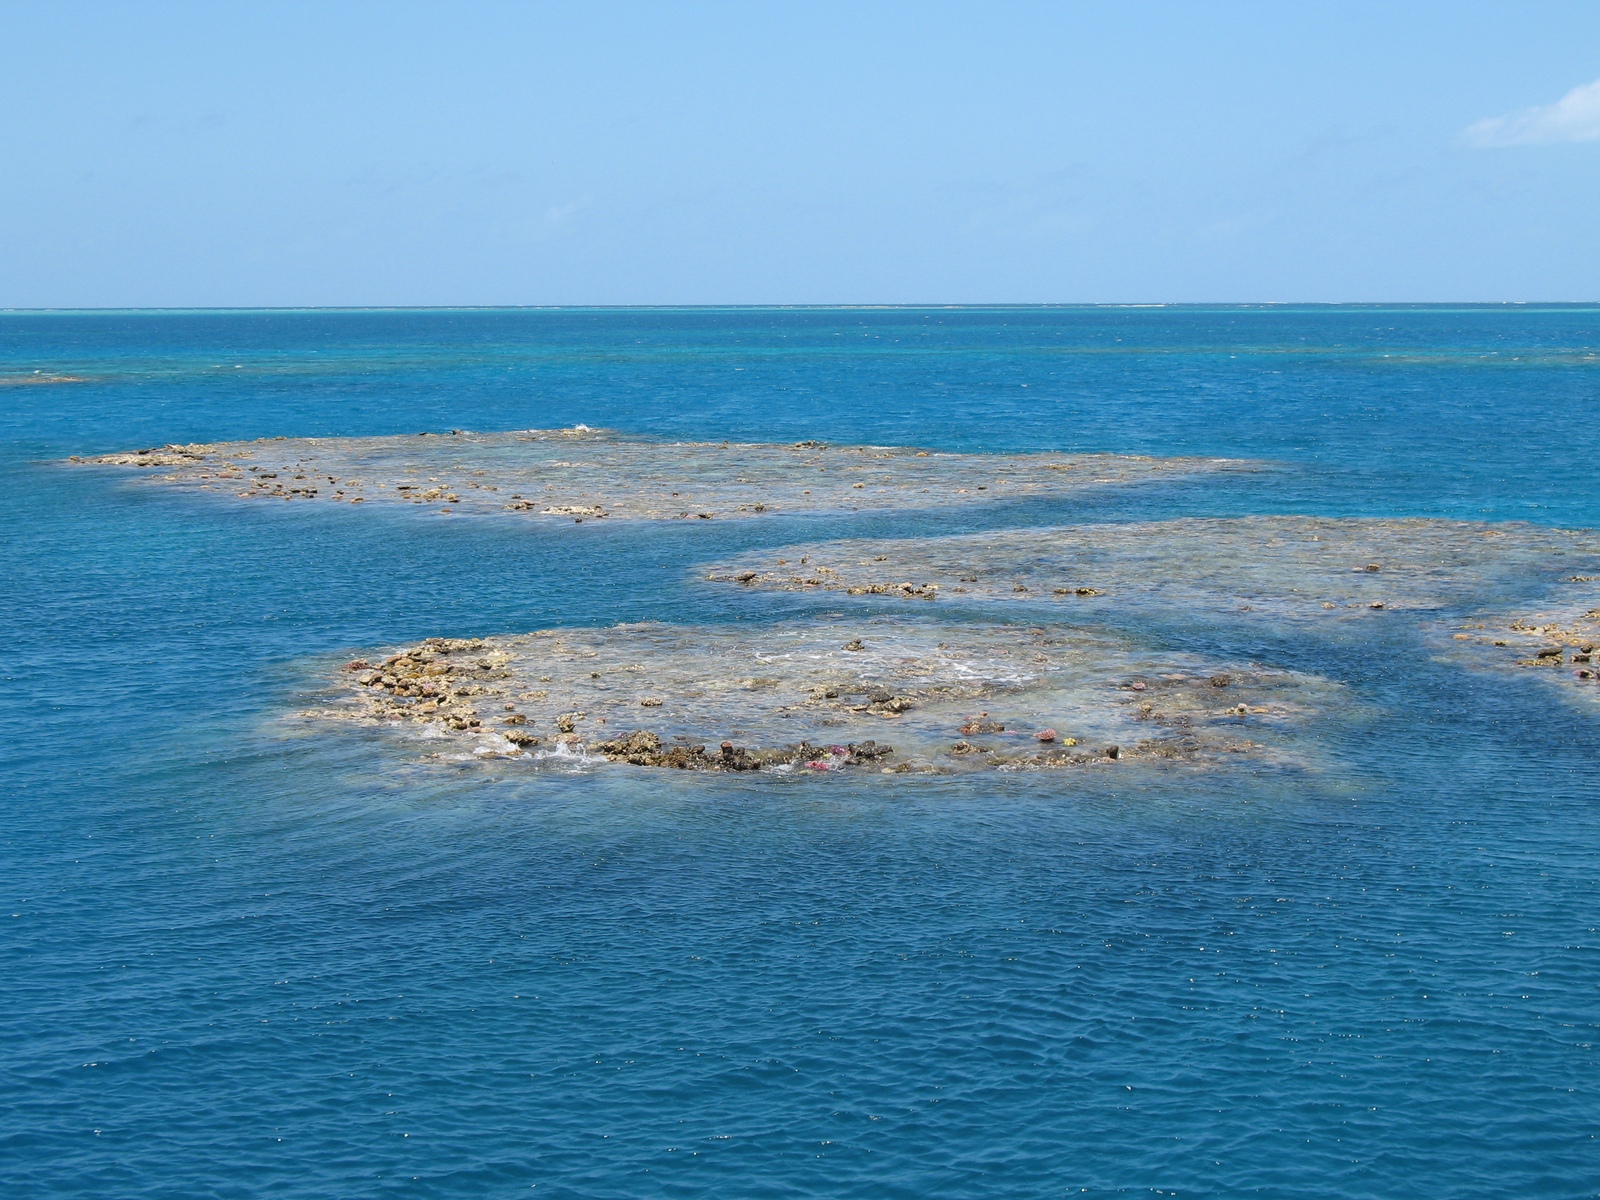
6 306 1600 1197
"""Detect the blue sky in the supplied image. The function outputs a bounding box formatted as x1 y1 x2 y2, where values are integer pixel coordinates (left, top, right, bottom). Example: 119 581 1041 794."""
2 0 1599 305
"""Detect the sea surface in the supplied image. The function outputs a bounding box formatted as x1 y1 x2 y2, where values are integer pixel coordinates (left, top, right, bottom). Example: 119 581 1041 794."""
3 306 1599 1198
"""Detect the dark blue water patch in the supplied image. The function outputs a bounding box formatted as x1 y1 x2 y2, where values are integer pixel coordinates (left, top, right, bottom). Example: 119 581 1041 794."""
3 308 1600 1198
7 758 1597 1198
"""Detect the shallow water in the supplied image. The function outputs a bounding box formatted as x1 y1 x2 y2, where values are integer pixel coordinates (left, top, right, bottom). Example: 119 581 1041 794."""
5 307 1600 1198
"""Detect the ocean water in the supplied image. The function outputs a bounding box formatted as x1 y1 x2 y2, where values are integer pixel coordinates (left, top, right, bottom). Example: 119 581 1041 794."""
3 306 1600 1198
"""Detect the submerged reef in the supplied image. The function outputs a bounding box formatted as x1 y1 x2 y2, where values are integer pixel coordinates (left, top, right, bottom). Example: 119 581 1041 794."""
70 427 1236 521
1 372 85 386
307 618 1342 774
707 516 1600 621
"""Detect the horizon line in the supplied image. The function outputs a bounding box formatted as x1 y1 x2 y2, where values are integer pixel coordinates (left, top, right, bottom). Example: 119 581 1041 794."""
4 301 1600 315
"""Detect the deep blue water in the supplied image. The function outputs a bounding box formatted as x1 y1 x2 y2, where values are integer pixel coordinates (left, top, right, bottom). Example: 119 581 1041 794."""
3 307 1599 1198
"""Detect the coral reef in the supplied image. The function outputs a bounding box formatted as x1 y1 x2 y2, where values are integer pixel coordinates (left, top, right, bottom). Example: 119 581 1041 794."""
70 427 1238 521
308 618 1341 774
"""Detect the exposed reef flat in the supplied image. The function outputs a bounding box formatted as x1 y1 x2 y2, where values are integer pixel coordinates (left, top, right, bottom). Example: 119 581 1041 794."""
707 516 1600 620
1437 574 1600 703
306 617 1343 774
71 427 1237 521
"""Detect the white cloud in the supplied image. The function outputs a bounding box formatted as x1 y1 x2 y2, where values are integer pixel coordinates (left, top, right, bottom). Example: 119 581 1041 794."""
1463 78 1600 147
544 201 587 225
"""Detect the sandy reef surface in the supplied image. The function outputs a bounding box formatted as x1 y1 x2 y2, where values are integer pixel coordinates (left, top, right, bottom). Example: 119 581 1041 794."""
706 515 1600 619
70 427 1238 521
706 515 1600 706
306 617 1345 775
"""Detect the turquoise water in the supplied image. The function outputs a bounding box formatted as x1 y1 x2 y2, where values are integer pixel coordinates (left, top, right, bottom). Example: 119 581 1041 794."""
4 307 1600 1197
